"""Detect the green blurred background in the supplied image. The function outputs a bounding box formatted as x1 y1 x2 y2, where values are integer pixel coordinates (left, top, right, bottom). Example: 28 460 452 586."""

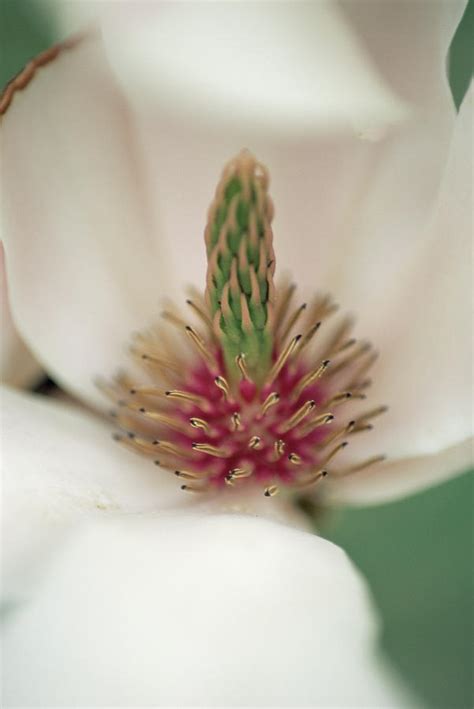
1 1 472 706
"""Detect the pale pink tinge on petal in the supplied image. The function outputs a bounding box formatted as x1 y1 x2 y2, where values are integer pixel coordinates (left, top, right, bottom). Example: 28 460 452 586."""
1 37 172 409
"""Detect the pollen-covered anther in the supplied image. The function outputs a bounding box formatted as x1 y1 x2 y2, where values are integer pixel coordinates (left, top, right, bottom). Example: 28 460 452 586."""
106 150 387 500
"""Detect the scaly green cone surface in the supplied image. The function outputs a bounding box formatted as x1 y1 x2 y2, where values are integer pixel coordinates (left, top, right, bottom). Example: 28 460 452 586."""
204 151 276 383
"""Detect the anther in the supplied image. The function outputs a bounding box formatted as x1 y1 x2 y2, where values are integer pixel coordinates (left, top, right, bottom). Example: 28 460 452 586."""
341 455 386 475
248 435 262 450
174 469 202 480
165 390 207 408
272 438 286 461
267 334 302 383
214 375 231 401
236 353 250 380
260 391 280 416
189 417 211 433
180 484 210 493
192 442 230 458
264 485 280 497
293 359 330 398
185 299 213 329
298 413 334 438
279 400 316 433
280 303 307 344
231 412 242 431
322 441 349 466
185 325 218 368
288 452 302 465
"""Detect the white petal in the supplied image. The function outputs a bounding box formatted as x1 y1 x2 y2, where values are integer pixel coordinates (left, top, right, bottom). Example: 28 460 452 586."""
1 37 167 409
0 244 42 388
326 437 473 507
60 0 407 135
1 386 309 601
2 514 414 707
341 0 467 107
360 84 473 459
1 385 181 600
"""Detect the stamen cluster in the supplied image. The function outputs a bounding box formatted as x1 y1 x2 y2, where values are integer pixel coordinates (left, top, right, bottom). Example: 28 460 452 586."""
103 152 386 497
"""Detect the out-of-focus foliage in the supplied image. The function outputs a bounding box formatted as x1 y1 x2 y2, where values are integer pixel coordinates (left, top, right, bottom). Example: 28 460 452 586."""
1 2 472 707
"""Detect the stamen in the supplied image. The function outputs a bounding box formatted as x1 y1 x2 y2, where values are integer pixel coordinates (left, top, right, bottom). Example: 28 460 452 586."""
230 412 242 431
298 321 321 353
248 435 262 450
279 302 307 344
279 400 316 433
267 334 301 383
154 439 192 457
291 469 328 490
297 412 334 438
181 483 211 493
192 442 230 458
260 392 280 416
189 417 211 433
272 439 286 461
214 375 231 401
339 454 386 475
321 441 348 466
288 452 302 465
293 359 330 398
186 298 213 330
264 485 280 497
133 351 181 375
235 353 250 380
185 325 218 369
356 405 388 424
174 469 203 480
136 408 189 433
165 390 208 408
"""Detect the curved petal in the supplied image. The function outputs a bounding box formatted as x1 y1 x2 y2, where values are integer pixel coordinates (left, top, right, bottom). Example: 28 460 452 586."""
325 437 473 507
2 513 414 706
60 1 406 136
0 244 42 388
341 0 467 107
1 386 309 601
357 84 473 459
1 36 169 409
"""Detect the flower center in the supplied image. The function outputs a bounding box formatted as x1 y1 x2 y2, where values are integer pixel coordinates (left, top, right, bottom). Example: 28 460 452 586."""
102 152 386 498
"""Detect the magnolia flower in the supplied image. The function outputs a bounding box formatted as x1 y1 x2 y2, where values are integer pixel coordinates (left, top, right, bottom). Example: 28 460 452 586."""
1 2 472 706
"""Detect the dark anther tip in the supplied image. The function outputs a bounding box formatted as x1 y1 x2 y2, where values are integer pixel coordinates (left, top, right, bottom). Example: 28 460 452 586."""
141 354 148 360
186 299 192 305
322 470 328 477
165 391 171 396
112 433 121 441
191 443 198 449
323 359 331 366
295 334 302 342
154 460 160 466
185 325 192 331
180 485 187 491
127 432 135 439
341 441 349 448
152 440 159 445
129 389 136 394
264 490 271 497
174 470 181 476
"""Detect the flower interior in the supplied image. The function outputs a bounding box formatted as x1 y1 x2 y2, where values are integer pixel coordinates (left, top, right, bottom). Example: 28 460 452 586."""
102 151 386 497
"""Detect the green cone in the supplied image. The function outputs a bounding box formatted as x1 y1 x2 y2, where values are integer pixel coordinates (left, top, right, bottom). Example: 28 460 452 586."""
204 151 276 384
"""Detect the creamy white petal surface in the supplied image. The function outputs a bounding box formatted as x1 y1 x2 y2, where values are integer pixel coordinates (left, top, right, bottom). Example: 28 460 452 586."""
2 513 413 707
60 0 406 136
1 38 168 409
341 0 467 107
0 244 42 388
1 386 308 600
